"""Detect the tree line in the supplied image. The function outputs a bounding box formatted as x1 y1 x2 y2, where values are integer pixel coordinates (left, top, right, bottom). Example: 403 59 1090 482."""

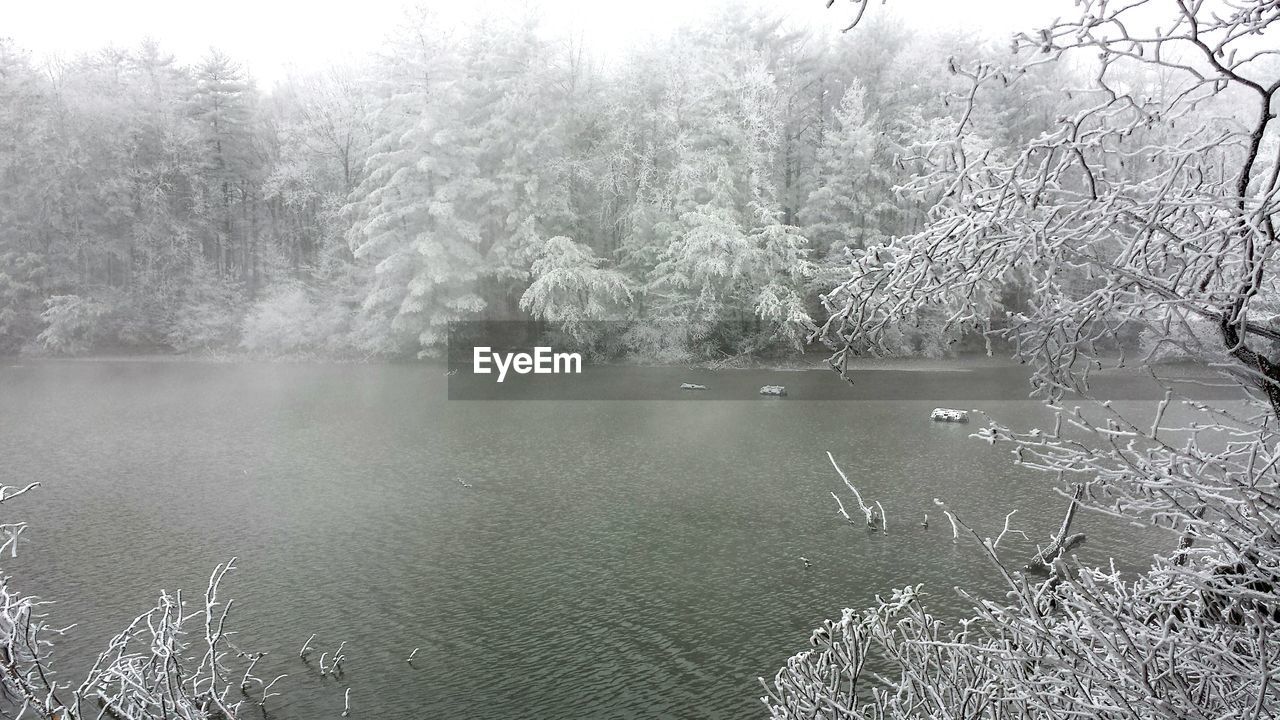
1 7 1109 360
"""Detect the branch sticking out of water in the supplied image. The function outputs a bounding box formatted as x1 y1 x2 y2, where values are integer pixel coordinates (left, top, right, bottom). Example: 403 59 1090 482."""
827 451 884 531
991 510 1029 550
299 634 316 660
932 499 961 543
1023 485 1086 574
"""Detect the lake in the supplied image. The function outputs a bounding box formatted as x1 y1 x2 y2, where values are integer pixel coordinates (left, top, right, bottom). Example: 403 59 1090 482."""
0 359 1175 719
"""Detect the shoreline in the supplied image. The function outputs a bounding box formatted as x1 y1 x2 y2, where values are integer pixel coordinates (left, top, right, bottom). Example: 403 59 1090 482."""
4 352 1195 376
0 351 1010 373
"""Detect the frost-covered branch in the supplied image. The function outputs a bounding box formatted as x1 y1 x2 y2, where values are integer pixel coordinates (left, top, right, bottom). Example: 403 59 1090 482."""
775 1 1280 717
0 487 275 720
827 451 884 530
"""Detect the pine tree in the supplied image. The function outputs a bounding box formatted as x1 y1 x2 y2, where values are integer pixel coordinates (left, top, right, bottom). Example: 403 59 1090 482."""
801 82 898 256
346 15 577 355
189 50 259 283
519 236 631 346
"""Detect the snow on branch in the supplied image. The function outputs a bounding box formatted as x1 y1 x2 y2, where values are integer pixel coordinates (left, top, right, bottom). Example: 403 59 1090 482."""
776 1 1280 717
827 451 885 531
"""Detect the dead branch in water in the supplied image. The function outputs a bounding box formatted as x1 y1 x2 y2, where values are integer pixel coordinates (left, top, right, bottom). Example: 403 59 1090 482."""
1023 484 1086 574
827 451 884 530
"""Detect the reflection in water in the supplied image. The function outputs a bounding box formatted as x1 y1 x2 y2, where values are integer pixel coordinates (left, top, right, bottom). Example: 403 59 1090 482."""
0 360 1171 719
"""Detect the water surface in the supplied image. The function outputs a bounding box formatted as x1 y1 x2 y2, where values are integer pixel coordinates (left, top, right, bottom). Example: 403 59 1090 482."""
0 360 1173 719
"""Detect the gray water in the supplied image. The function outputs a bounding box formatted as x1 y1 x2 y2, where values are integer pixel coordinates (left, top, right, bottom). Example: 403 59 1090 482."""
0 360 1172 719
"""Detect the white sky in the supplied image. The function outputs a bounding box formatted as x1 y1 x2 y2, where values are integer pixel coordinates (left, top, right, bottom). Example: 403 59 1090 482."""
1 0 1077 85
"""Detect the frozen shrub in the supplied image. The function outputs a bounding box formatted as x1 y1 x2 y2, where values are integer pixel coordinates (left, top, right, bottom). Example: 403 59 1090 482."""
240 283 355 356
35 294 109 355
165 277 244 353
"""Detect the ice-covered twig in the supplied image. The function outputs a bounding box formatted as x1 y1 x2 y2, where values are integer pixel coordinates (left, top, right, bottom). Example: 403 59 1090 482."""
0 482 40 505
991 510 1029 550
932 498 960 543
830 492 852 523
258 674 286 706
827 451 882 529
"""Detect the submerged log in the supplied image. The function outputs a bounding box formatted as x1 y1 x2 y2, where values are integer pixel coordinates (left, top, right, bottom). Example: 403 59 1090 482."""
1023 484 1086 574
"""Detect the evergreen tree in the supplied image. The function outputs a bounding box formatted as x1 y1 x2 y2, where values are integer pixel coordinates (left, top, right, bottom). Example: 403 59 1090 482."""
519 235 631 346
801 83 898 256
189 50 259 284
346 15 577 355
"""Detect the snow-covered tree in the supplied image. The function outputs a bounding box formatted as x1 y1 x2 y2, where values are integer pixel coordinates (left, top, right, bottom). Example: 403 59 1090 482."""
189 50 261 283
801 82 898 255
346 14 578 355
770 1 1280 718
646 204 815 356
519 235 632 344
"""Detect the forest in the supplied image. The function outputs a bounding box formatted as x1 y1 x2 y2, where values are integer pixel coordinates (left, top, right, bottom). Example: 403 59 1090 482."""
4 1 1280 718
1 6 1116 361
